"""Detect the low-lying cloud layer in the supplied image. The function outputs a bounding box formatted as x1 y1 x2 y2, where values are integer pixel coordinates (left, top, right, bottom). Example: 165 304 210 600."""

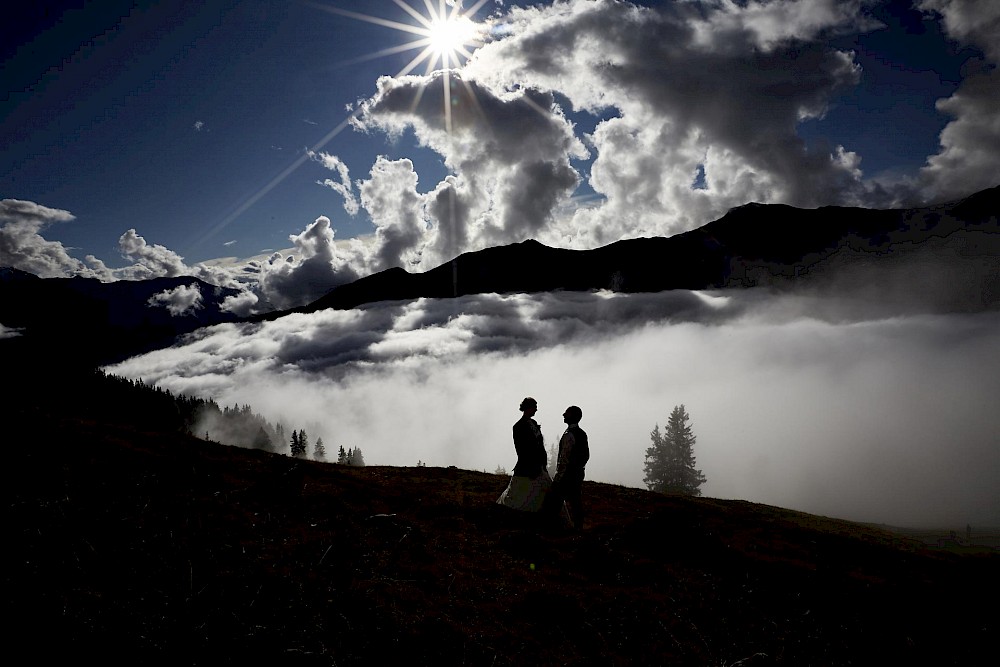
106 287 1000 528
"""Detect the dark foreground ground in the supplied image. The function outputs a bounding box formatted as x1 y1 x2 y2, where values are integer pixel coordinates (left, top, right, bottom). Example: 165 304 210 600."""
7 407 998 666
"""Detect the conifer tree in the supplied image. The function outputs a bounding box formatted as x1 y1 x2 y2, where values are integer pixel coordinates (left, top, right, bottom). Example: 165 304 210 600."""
351 447 365 467
314 437 326 460
643 404 706 496
289 430 301 457
291 429 308 458
337 445 347 464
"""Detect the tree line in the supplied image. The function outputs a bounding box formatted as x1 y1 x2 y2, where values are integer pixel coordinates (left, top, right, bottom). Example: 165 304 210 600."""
86 371 363 464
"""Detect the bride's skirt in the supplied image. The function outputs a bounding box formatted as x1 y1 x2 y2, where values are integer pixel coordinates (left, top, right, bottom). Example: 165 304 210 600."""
496 470 552 512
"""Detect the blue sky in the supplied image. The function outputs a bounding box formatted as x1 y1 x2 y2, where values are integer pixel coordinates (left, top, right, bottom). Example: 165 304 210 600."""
2 0 999 312
3 1 443 264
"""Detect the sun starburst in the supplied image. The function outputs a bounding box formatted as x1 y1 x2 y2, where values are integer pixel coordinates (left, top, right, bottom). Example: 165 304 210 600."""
311 0 493 139
319 0 490 76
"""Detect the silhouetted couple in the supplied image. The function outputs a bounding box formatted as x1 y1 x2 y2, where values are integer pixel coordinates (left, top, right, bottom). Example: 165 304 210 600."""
496 396 590 531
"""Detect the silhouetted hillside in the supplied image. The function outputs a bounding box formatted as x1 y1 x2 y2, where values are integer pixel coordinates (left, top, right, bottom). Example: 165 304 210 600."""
8 373 998 665
0 269 242 367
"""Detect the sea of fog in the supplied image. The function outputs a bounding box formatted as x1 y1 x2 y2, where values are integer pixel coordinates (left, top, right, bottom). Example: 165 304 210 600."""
106 287 1000 528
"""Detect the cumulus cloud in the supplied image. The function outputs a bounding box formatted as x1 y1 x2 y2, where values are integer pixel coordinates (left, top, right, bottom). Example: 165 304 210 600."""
917 0 1000 200
147 283 204 316
920 0 1000 60
357 156 430 271
255 216 363 310
106 282 1000 528
115 229 257 294
303 0 993 259
456 0 879 245
0 199 363 314
117 229 190 279
354 70 586 263
220 289 260 317
0 199 110 279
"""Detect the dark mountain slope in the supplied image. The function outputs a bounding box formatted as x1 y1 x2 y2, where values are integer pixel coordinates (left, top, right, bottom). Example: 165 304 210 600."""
8 375 998 665
298 185 999 314
0 269 242 366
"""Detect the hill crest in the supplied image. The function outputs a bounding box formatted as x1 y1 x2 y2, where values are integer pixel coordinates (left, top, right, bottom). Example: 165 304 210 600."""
9 377 998 664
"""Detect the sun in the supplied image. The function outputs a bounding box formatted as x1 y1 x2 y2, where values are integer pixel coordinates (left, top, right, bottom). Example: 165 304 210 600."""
310 0 493 135
427 14 480 66
319 0 491 76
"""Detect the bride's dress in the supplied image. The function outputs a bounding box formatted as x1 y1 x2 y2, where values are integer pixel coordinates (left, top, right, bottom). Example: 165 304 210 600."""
496 469 552 512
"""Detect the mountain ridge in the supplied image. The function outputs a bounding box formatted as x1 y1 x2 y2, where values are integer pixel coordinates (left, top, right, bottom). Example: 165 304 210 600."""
289 184 1000 315
3 185 998 365
0 270 243 366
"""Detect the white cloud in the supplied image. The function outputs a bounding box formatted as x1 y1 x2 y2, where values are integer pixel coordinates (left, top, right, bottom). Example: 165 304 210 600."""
114 230 245 290
357 156 431 270
255 216 363 310
298 0 992 267
220 289 260 317
700 0 880 51
461 0 876 245
354 70 586 262
918 0 1000 200
0 199 111 279
310 151 360 216
147 283 204 316
117 229 190 279
105 286 1000 528
0 200 360 313
920 0 1000 60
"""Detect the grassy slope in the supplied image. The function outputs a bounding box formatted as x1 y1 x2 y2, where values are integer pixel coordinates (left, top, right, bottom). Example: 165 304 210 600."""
7 406 998 666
